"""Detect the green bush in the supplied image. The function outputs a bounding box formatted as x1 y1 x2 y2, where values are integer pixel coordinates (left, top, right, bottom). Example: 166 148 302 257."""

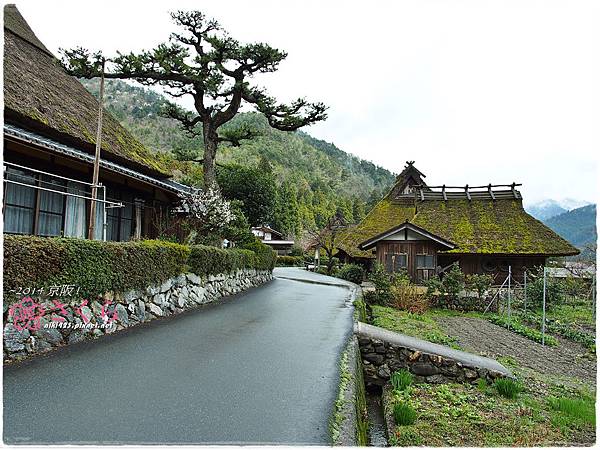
3 235 276 305
241 240 277 271
187 245 255 276
3 235 189 301
276 255 304 267
391 369 413 391
368 263 393 304
393 402 417 426
337 263 364 284
494 378 523 399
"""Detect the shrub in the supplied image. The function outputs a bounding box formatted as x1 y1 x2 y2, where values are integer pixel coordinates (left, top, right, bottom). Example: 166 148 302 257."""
3 235 276 305
391 369 413 391
368 263 393 304
393 402 417 426
390 275 429 313
3 235 190 301
337 264 364 284
276 255 303 267
465 273 494 299
239 240 277 271
525 266 566 310
494 378 522 399
441 263 465 300
289 244 304 257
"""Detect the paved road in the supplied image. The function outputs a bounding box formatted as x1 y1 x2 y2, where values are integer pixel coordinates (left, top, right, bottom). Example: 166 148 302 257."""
3 268 355 444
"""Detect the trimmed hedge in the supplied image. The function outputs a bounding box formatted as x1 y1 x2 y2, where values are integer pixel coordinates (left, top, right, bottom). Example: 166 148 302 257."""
3 235 190 300
276 255 304 267
3 235 276 303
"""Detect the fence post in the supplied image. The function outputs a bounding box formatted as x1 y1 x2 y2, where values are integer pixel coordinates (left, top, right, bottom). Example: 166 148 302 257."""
507 266 512 319
593 274 596 321
523 270 527 314
542 267 547 345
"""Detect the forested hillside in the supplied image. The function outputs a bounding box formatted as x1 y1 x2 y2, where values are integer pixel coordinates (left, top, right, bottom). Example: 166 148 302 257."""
82 79 395 236
544 204 597 257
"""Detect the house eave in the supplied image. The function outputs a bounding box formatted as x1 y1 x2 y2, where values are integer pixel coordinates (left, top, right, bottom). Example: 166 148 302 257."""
4 124 191 196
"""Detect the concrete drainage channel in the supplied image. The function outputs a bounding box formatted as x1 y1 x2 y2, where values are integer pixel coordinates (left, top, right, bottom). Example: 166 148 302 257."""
331 292 512 446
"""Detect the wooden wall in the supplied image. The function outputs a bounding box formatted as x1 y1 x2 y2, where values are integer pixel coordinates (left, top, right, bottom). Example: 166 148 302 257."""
376 240 443 282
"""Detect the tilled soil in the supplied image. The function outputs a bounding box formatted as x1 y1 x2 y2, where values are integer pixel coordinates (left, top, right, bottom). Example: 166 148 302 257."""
435 316 596 385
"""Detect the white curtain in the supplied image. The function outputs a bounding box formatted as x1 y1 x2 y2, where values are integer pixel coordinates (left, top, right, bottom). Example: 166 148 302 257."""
3 168 35 234
64 182 86 238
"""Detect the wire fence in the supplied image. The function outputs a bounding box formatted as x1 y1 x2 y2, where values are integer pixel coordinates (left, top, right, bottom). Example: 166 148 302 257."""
483 266 596 346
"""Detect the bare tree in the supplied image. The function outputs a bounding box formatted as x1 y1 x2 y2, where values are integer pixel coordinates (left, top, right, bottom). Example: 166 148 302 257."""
308 212 346 275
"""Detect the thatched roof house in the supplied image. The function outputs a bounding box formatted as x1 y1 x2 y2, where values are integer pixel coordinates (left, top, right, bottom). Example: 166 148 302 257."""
336 162 578 282
3 5 188 241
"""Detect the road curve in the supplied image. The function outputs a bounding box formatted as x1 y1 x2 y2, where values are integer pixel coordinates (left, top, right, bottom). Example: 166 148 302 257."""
3 268 354 444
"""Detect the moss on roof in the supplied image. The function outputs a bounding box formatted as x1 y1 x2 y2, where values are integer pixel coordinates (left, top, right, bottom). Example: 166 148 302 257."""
338 195 579 259
3 5 171 177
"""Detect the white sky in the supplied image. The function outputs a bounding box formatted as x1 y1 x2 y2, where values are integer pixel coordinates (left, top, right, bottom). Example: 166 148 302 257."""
9 0 600 205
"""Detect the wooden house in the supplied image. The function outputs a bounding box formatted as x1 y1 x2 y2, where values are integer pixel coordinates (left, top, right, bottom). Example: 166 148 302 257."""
3 5 189 241
336 162 579 283
251 225 295 255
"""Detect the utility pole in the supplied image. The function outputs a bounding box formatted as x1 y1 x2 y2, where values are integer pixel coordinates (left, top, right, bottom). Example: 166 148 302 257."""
88 58 105 240
507 266 512 319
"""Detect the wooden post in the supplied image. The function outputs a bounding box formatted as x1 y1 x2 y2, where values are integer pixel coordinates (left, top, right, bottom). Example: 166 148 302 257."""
88 59 105 240
523 270 527 314
542 267 547 345
507 265 511 319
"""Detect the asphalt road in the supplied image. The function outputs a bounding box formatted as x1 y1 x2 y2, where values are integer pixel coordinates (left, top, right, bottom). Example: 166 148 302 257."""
3 268 355 444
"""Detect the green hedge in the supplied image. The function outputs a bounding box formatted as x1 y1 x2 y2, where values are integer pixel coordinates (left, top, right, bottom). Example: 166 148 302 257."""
3 235 276 303
276 255 304 267
3 236 190 300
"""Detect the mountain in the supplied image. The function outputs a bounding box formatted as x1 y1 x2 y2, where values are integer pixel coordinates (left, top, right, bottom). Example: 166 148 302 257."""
526 198 593 221
544 204 597 257
81 79 396 232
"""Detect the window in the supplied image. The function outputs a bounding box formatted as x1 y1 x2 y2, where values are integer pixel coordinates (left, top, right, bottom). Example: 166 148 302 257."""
417 254 435 269
3 167 36 234
106 189 133 242
385 253 408 272
37 175 66 236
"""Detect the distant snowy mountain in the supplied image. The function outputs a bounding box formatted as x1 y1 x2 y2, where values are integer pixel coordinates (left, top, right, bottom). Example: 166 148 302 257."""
526 198 593 221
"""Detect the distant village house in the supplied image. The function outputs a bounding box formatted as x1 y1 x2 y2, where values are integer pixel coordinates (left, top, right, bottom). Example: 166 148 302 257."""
336 162 579 283
251 226 294 255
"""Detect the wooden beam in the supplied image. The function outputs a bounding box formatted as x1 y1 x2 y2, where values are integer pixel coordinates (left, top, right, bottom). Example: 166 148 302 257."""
488 183 495 200
442 184 447 201
465 184 471 201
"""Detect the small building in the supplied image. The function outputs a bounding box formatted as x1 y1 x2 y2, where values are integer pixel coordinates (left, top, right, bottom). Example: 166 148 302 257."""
3 5 188 241
336 162 579 283
251 226 294 255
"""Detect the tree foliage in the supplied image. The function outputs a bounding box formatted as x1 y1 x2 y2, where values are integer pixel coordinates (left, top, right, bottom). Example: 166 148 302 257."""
61 10 327 187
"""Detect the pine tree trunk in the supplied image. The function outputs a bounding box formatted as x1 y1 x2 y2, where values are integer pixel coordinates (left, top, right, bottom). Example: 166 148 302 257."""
203 126 218 189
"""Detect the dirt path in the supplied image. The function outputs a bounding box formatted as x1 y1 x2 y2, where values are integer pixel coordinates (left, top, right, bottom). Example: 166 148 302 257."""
436 316 596 385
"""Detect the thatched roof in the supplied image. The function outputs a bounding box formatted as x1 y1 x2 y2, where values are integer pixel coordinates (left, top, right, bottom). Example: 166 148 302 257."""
337 165 579 258
3 4 171 177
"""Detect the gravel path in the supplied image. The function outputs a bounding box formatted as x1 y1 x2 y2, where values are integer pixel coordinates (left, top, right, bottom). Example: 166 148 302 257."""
435 316 596 385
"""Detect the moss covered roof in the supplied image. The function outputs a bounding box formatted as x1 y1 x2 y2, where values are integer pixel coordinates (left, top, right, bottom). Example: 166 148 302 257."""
337 195 579 259
3 5 171 177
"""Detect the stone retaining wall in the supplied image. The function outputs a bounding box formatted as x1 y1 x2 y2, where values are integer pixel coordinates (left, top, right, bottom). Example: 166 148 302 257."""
3 269 272 362
358 336 506 389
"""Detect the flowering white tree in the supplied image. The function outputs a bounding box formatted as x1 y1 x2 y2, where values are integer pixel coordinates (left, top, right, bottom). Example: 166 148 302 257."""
178 188 235 238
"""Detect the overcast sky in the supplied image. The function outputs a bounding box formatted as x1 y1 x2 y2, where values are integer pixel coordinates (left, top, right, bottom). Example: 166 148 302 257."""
10 0 599 205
